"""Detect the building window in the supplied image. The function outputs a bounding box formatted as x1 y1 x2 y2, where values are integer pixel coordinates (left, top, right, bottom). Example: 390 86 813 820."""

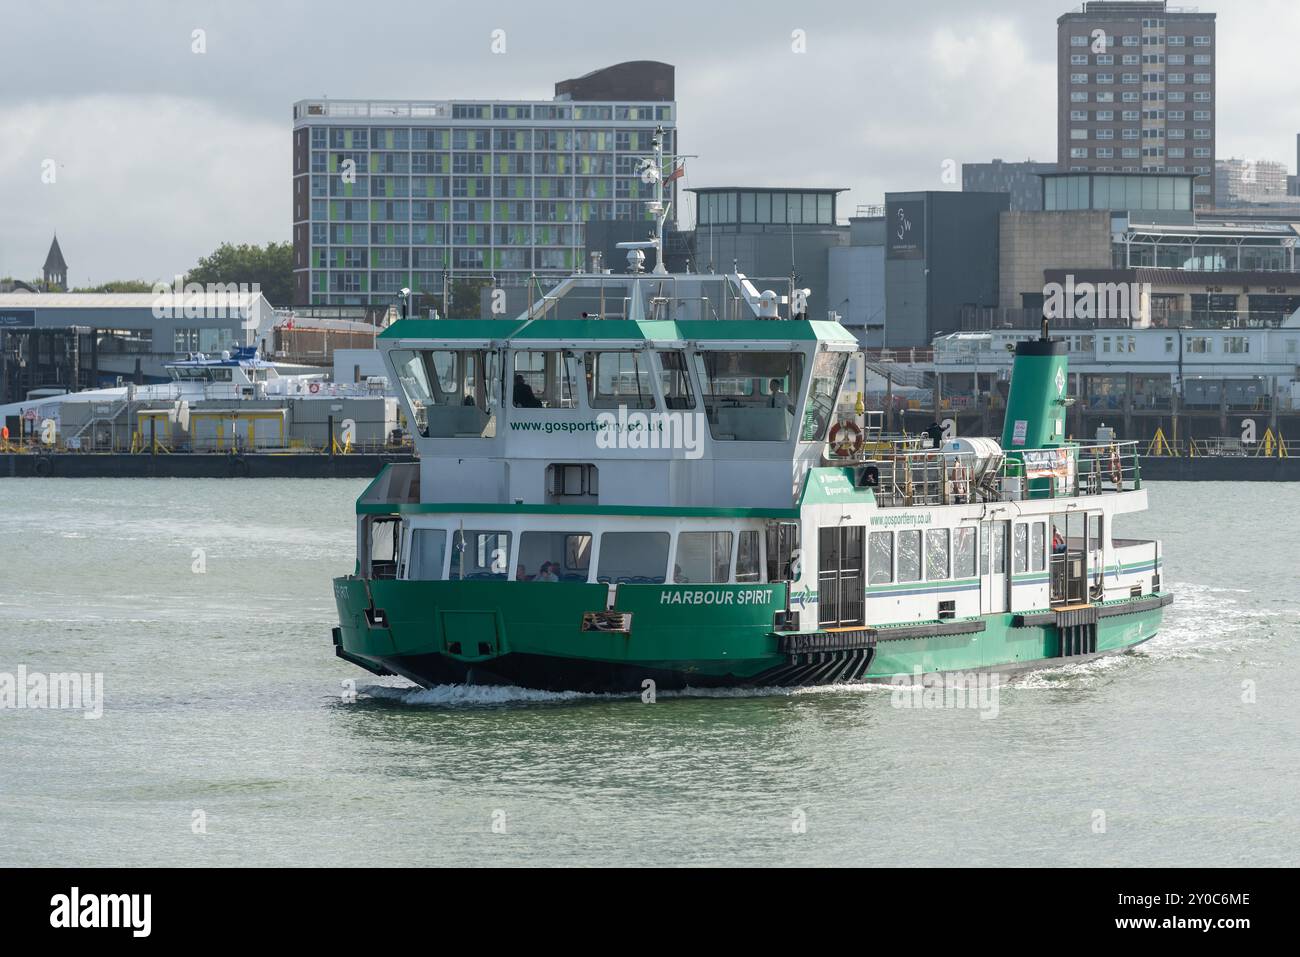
1223 337 1249 354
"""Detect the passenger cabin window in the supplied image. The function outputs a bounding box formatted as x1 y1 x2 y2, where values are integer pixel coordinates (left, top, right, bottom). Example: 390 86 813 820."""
407 528 447 580
766 522 800 582
517 531 591 582
585 351 655 409
597 531 669 584
736 530 761 582
657 351 697 409
1031 522 1046 572
674 531 732 583
1014 524 1029 574
390 349 498 438
801 351 849 442
868 531 893 584
954 527 977 578
449 530 511 580
367 517 401 580
897 530 922 583
926 529 950 581
513 350 579 409
694 351 804 441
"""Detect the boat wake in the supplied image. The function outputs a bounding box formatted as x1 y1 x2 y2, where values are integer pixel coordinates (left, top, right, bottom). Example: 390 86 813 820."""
1013 579 1292 688
356 679 896 709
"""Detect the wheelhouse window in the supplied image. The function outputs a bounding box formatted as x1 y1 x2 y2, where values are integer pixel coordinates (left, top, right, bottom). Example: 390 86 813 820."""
518 530 591 581
407 528 447 580
674 531 733 583
585 351 655 409
656 351 696 409
390 349 499 437
596 531 669 584
800 351 849 442
448 530 511 580
513 350 579 409
694 351 804 441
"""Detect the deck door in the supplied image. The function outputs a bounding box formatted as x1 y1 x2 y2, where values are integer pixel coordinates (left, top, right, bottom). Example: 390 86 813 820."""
979 520 1009 615
818 525 865 627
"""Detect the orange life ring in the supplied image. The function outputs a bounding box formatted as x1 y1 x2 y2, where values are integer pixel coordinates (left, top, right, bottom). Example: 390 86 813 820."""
309 382 320 394
828 420 864 457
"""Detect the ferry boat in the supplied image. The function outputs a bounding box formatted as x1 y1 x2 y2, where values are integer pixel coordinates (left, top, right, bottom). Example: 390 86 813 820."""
330 283 1171 691
330 136 1170 692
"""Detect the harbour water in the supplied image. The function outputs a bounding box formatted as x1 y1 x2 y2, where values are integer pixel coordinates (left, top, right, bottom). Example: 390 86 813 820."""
1 479 1296 867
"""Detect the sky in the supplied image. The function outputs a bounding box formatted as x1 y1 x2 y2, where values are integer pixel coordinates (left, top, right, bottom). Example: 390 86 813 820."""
1 0 1297 286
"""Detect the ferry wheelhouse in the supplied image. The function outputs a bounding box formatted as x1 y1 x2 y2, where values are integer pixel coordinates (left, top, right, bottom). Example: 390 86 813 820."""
331 271 1171 691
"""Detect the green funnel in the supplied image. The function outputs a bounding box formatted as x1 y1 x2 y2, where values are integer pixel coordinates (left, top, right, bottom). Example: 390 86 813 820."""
1001 336 1068 451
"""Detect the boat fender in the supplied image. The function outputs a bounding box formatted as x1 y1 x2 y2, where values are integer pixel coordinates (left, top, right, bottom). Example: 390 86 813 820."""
1109 444 1122 488
231 457 251 478
828 420 863 457
34 456 52 477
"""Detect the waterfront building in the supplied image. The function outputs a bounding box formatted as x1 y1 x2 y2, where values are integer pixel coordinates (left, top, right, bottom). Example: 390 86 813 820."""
1215 158 1290 207
0 291 275 403
1057 1 1217 206
881 191 1009 348
962 160 1058 211
291 61 678 308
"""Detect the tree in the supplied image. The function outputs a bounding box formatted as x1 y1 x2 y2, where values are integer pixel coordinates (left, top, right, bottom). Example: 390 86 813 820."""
447 278 493 319
186 241 293 307
70 279 156 293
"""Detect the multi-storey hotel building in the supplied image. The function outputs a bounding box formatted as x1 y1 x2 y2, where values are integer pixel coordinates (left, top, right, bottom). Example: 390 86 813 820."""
291 61 676 307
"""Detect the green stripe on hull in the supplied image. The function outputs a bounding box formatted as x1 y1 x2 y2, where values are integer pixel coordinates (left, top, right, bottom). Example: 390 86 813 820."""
334 577 1167 686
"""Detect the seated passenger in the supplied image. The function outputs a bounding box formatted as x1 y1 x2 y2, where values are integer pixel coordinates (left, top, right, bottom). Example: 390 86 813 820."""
1052 529 1066 554
536 561 559 582
513 374 543 408
515 563 532 582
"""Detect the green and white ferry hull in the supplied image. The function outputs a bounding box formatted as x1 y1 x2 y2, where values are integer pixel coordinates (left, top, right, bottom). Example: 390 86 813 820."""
331 266 1169 692
333 467 1168 692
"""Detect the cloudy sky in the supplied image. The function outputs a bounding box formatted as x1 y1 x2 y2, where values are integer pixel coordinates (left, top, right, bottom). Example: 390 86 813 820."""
1 0 1296 286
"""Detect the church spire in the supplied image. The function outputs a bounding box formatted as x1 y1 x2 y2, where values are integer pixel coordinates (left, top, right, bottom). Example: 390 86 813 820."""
43 234 67 289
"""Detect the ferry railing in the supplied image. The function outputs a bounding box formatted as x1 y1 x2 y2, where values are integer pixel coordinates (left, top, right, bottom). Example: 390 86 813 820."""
856 439 1143 507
